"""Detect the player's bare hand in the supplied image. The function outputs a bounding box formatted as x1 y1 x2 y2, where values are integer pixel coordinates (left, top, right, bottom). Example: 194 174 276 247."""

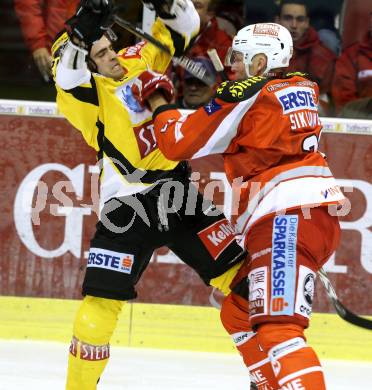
32 48 52 82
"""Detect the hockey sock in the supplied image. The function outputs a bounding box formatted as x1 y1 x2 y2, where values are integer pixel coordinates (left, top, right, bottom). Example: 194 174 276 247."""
66 295 124 390
257 323 326 390
239 332 280 389
209 261 243 295
220 294 279 389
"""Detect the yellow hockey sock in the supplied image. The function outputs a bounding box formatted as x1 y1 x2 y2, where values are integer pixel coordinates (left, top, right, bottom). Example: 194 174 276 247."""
66 295 124 390
209 261 243 296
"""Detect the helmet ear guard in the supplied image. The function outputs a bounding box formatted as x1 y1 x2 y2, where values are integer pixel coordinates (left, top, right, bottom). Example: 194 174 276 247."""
228 23 293 77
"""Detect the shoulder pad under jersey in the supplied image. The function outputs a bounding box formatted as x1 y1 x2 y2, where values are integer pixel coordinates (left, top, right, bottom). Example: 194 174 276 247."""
215 77 269 103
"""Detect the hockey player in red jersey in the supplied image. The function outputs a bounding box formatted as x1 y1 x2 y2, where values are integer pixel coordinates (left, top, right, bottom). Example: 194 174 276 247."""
131 22 345 389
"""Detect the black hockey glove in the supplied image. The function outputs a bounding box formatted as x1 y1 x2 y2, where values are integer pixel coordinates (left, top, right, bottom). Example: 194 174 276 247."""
65 0 114 49
142 0 177 19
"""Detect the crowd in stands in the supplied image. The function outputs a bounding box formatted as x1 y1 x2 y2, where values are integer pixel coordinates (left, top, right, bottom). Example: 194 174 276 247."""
9 0 372 118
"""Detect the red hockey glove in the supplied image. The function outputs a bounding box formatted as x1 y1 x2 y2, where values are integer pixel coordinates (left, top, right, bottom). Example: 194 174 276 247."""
132 70 174 109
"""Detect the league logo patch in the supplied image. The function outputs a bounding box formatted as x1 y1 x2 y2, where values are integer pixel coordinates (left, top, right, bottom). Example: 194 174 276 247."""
303 273 315 305
203 98 222 115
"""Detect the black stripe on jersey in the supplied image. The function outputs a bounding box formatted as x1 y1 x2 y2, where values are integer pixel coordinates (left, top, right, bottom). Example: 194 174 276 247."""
103 136 182 184
169 29 186 57
67 75 99 106
96 120 104 159
96 120 105 178
215 77 269 103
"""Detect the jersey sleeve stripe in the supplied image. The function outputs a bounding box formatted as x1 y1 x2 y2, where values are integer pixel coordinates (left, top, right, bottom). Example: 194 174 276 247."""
67 76 99 106
236 165 333 228
191 92 260 159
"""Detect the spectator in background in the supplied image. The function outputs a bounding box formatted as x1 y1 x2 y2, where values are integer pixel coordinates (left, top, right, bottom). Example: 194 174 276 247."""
189 0 233 63
244 0 277 26
174 0 233 99
214 0 243 36
332 12 372 117
276 0 336 111
14 0 78 82
309 7 340 55
177 57 217 109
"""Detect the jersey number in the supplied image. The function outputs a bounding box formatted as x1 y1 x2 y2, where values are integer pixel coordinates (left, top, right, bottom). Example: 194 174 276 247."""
302 134 319 152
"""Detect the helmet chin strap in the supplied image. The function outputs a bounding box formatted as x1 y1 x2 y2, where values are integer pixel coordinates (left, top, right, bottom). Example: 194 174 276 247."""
244 55 270 78
245 64 282 79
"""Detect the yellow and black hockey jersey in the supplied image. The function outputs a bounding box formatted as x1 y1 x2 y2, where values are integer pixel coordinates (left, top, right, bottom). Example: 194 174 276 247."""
52 19 192 208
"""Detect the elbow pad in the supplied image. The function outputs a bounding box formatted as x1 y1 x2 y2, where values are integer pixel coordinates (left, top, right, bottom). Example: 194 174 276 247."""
56 41 91 90
60 40 88 70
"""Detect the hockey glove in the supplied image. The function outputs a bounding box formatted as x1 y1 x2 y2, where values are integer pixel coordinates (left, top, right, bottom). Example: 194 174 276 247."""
142 0 177 19
131 71 175 109
65 0 114 49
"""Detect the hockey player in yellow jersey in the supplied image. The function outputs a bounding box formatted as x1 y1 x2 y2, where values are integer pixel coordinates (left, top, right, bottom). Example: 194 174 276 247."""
53 1 246 388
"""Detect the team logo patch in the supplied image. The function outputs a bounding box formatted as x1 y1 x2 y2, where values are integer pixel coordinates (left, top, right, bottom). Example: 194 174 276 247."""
87 248 134 274
248 266 268 316
197 219 236 259
295 265 316 318
270 215 298 316
119 84 145 113
115 80 152 124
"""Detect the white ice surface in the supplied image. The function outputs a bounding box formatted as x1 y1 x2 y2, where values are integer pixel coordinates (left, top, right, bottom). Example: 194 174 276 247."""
0 340 371 389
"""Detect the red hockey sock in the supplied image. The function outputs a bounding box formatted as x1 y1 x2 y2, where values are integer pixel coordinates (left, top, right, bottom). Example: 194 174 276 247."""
220 294 279 389
242 334 280 389
257 323 326 390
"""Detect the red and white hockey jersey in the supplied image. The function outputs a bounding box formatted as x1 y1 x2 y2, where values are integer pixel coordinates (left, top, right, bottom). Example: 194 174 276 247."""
153 73 345 238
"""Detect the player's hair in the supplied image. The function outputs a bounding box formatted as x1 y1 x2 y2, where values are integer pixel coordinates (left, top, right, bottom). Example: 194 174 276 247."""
87 30 117 73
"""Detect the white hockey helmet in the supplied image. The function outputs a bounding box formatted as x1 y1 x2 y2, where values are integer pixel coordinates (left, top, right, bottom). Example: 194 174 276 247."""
226 23 293 77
